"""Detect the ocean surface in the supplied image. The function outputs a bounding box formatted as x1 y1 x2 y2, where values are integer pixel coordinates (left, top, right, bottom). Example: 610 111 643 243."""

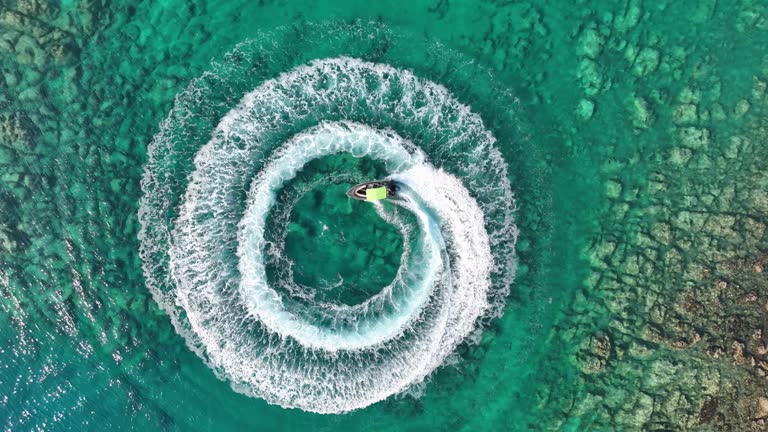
1 0 767 430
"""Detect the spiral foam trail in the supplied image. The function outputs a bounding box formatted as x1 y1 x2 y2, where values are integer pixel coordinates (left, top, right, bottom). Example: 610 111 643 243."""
139 57 517 413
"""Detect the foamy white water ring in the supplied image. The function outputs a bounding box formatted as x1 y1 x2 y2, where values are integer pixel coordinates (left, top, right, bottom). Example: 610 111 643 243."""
139 57 518 413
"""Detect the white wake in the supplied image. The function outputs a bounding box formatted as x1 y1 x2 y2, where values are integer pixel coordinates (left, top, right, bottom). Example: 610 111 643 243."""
139 57 517 413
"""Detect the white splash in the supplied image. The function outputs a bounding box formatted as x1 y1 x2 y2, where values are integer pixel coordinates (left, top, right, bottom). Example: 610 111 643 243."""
139 57 518 414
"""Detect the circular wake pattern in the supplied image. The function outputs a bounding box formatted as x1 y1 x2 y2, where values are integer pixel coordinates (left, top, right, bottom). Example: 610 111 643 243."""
139 57 518 413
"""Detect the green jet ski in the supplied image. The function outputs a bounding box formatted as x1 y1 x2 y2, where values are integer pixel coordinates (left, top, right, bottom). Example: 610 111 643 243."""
346 180 398 202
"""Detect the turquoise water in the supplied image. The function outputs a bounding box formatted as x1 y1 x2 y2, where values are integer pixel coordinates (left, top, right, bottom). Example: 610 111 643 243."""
2 0 768 430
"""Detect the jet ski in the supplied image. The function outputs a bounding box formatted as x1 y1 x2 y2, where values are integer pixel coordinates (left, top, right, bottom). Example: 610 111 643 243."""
346 180 398 202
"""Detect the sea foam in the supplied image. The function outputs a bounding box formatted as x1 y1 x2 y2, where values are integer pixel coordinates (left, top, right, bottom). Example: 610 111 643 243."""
139 57 517 413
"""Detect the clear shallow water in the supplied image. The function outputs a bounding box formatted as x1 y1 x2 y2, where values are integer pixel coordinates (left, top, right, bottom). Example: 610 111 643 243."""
2 1 768 431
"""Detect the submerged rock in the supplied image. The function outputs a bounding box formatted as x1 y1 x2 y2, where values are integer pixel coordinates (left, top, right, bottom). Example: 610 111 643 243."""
576 98 596 120
673 104 698 124
0 139 15 165
605 179 622 199
577 26 604 59
0 112 35 153
757 398 768 419
15 0 60 18
614 0 643 33
631 96 653 129
14 34 46 68
578 59 603 96
711 103 727 120
668 147 692 165
0 10 78 68
633 48 660 76
734 99 751 117
679 127 710 149
751 78 767 100
0 222 16 253
679 86 701 104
